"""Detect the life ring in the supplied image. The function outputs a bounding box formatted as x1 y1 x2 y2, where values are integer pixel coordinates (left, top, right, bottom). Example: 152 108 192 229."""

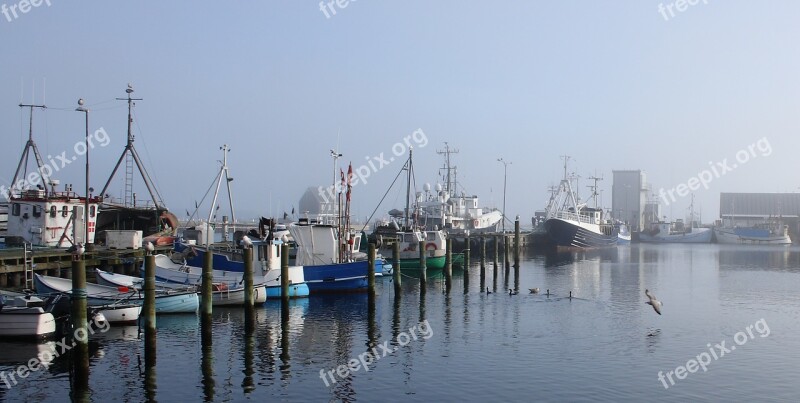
425 242 437 251
473 220 479 227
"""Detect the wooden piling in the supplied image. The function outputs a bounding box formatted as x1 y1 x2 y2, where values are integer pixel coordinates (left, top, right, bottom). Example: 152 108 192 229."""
493 235 499 268
392 241 401 293
71 257 89 392
144 252 158 401
418 241 426 285
514 216 521 267
464 236 471 270
445 238 452 291
479 236 486 284
243 246 255 330
504 235 510 268
281 244 290 304
143 254 157 335
201 248 213 319
368 244 376 294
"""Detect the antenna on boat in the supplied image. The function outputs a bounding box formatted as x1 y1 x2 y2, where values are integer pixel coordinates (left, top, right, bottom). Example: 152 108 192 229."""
587 174 603 209
437 142 459 197
11 103 49 196
100 84 165 209
207 145 236 245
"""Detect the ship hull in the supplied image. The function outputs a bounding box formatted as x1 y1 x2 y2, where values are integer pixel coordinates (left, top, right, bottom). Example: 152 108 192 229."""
544 218 618 248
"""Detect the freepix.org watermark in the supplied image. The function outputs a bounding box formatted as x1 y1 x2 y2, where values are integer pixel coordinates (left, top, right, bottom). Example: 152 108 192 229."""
1 0 50 23
658 0 709 22
658 137 772 206
319 0 356 19
1 316 110 390
319 319 433 387
657 318 770 390
0 127 112 201
317 128 428 203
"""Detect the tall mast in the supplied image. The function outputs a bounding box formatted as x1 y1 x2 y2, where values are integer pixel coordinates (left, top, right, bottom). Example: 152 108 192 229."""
207 145 235 245
437 143 459 196
587 174 603 209
101 84 165 209
404 148 413 230
11 104 48 196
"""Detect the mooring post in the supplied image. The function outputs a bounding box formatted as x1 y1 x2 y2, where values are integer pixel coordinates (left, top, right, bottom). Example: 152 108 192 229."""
479 236 486 283
368 243 376 294
281 244 290 304
201 248 213 321
243 245 255 330
493 235 499 268
418 241 427 286
393 241 401 293
514 215 521 267
144 252 157 400
480 236 486 269
71 253 89 391
445 238 452 273
504 234 510 268
464 236 471 270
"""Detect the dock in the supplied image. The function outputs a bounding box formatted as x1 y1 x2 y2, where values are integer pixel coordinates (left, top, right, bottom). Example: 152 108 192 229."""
0 245 172 289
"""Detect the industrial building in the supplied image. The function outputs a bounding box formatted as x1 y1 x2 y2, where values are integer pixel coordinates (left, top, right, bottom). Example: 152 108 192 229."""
611 170 649 231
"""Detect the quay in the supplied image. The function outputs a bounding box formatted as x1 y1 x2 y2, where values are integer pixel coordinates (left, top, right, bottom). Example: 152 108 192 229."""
0 244 173 289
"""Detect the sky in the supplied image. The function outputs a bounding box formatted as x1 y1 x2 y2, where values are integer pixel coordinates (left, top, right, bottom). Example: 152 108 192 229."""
2 1 799 225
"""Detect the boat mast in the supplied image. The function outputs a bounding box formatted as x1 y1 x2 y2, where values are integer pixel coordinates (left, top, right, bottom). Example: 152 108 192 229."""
587 174 603 209
100 84 164 209
11 103 49 196
404 148 414 230
207 145 236 245
437 143 459 197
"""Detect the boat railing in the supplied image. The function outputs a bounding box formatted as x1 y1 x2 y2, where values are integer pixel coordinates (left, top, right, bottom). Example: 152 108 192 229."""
551 210 597 225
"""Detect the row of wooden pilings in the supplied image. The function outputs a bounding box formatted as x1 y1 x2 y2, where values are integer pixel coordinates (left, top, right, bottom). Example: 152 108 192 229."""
66 217 522 399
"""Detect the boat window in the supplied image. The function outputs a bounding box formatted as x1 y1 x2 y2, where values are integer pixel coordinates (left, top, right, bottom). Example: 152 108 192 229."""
50 205 57 218
62 206 69 217
33 205 42 217
12 203 20 216
89 205 96 218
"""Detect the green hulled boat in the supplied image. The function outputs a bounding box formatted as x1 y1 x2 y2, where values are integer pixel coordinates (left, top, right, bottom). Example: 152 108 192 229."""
398 254 446 270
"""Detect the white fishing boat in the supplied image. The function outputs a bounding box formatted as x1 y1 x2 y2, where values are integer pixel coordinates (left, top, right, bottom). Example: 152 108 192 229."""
95 269 267 306
95 304 141 325
0 294 57 338
414 143 502 234
641 220 712 243
544 159 622 248
714 222 791 245
34 274 199 314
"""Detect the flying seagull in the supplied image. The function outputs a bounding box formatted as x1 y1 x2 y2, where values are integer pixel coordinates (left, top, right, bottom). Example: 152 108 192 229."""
645 289 662 315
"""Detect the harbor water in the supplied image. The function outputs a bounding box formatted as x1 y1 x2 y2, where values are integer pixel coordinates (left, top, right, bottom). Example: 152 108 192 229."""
1 244 798 401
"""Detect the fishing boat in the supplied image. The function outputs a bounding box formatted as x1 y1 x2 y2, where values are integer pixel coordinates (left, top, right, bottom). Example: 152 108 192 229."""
370 148 447 269
640 220 712 243
95 269 267 306
175 240 310 298
0 294 57 338
544 158 622 248
414 143 503 234
714 222 791 245
290 218 370 293
33 274 199 314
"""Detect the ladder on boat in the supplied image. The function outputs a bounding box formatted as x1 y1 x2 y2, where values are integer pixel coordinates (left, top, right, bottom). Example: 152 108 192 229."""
23 242 34 290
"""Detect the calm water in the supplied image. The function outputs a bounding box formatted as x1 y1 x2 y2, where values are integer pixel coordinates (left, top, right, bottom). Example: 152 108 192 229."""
2 244 799 402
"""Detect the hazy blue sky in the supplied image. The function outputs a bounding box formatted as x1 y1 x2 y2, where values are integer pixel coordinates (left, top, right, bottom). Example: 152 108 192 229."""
2 1 799 224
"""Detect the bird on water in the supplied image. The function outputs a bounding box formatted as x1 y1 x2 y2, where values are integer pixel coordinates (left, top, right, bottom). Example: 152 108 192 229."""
645 289 662 315
529 287 540 294
486 287 492 294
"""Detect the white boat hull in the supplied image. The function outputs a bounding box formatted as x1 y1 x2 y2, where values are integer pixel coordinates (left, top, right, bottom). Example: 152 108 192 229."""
714 228 791 245
639 227 713 244
0 307 57 338
97 305 142 325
